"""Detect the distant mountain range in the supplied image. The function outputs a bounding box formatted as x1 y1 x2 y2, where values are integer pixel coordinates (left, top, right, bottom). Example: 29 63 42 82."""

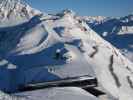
83 14 133 62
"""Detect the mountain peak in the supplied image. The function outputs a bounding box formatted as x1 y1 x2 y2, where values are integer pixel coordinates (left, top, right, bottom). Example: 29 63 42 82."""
0 0 26 10
0 0 42 26
56 9 76 17
62 9 75 15
0 0 27 16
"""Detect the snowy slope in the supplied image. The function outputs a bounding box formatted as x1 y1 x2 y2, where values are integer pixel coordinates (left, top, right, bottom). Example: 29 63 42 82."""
0 86 98 100
0 0 133 100
16 87 98 100
0 0 43 27
84 14 133 62
0 87 26 100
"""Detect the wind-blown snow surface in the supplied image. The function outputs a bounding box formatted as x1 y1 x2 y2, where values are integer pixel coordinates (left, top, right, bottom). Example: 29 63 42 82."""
16 87 98 100
84 15 133 62
0 0 133 100
0 87 98 100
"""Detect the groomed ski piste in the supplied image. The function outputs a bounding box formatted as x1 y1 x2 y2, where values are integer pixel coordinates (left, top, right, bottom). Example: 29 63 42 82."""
0 0 133 100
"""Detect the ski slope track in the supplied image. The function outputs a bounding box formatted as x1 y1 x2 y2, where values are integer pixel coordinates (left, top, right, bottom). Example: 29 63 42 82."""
0 0 133 100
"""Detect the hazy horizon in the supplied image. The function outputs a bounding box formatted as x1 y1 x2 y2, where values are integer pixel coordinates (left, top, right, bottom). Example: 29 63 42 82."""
27 0 133 17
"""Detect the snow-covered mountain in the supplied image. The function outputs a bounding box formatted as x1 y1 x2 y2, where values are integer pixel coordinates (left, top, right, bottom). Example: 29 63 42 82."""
81 16 107 27
0 0 133 100
0 0 43 27
84 14 133 62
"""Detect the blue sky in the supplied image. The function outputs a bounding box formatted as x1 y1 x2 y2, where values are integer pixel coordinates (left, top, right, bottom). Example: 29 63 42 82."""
27 0 133 17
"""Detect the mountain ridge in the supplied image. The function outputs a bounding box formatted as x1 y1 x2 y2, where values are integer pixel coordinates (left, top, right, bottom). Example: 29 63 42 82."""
84 14 133 62
0 1 133 100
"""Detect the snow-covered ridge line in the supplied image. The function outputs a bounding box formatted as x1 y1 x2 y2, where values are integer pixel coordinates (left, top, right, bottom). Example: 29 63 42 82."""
84 14 133 62
0 1 133 100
